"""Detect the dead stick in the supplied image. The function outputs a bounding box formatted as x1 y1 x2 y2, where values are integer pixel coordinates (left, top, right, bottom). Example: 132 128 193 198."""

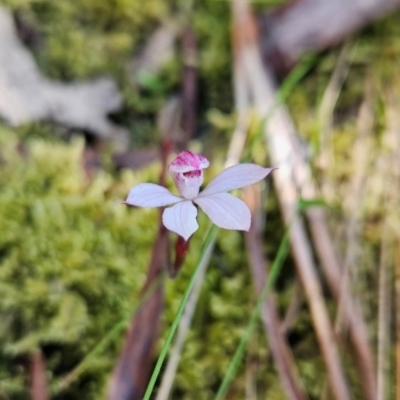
244 184 307 400
258 0 400 73
29 351 49 400
108 141 171 400
257 8 377 398
155 24 253 397
377 222 391 400
232 2 351 398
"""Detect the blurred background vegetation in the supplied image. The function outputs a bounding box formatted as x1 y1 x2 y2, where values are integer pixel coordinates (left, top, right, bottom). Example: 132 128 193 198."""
0 0 399 399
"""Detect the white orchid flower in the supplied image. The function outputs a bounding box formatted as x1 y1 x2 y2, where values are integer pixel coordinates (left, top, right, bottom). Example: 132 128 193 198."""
125 151 274 241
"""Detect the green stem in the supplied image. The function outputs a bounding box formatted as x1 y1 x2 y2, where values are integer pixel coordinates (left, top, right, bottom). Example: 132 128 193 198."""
214 230 290 400
142 224 219 400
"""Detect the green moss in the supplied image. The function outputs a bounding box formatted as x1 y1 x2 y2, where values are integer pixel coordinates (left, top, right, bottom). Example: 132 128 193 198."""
0 128 158 399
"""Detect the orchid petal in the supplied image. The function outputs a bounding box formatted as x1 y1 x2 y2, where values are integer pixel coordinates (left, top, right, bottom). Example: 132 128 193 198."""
199 164 275 196
194 193 251 231
125 183 182 208
162 201 199 241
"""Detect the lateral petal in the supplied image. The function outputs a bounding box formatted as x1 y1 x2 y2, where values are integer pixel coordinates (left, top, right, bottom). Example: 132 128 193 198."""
194 193 251 231
162 201 199 241
125 183 182 207
200 164 275 196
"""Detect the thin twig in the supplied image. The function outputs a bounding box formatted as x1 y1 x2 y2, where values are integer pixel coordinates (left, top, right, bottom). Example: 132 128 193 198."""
232 2 351 399
154 242 214 400
281 280 303 334
377 88 400 400
319 74 377 400
257 7 376 397
215 230 292 400
155 30 252 399
29 351 49 400
108 139 172 400
377 222 391 400
395 246 400 400
335 77 375 334
317 41 354 200
244 184 308 400
258 0 400 72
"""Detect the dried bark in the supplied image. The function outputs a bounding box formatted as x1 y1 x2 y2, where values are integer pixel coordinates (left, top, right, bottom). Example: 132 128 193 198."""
258 0 400 74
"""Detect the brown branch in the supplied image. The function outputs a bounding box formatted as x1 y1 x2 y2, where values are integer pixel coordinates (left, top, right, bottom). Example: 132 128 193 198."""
29 351 49 400
376 87 400 400
180 26 198 150
108 224 168 400
385 87 400 400
396 257 400 400
303 81 377 394
232 2 352 399
317 40 353 200
258 0 400 74
377 223 391 400
281 280 303 334
260 13 378 400
108 141 172 400
334 77 374 334
244 185 307 400
154 26 254 395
